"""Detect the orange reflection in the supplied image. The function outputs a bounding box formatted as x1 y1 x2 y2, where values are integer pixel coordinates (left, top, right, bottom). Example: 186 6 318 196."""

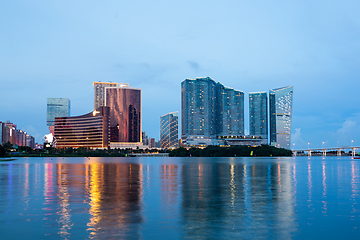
56 164 72 239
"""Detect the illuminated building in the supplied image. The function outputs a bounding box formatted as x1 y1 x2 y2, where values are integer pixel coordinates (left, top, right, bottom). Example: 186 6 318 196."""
26 135 35 149
105 84 141 145
181 77 217 139
160 112 179 149
216 82 244 136
47 98 70 126
93 82 119 110
269 86 293 149
2 121 16 144
54 106 110 148
181 77 244 145
249 92 268 138
0 122 3 144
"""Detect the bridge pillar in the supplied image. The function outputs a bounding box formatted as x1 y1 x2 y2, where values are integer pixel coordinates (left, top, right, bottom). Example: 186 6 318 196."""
337 149 341 156
292 151 296 156
308 150 311 157
323 149 326 156
352 148 356 157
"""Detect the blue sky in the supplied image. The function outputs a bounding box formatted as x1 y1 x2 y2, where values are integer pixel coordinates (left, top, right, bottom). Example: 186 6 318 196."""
1 0 360 149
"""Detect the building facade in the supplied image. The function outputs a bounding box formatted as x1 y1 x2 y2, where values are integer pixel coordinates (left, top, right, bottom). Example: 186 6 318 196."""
54 107 110 149
249 92 268 138
216 83 244 136
0 122 3 144
181 77 217 139
160 111 179 149
269 86 293 149
93 82 119 110
105 84 142 143
47 98 70 126
181 77 244 145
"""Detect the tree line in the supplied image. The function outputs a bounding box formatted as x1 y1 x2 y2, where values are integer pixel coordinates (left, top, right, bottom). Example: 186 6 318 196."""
169 145 292 157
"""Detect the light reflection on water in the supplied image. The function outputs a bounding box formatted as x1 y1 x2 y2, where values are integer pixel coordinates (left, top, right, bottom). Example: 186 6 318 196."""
0 157 359 239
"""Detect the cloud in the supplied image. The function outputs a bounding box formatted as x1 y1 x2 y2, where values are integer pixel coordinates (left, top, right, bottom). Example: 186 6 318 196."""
292 128 305 148
337 120 356 134
187 61 200 72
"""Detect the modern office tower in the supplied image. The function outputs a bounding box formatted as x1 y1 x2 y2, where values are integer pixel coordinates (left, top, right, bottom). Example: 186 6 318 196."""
54 107 110 148
216 83 244 135
160 111 179 149
94 82 119 110
105 84 141 143
249 92 268 138
47 98 70 126
181 77 217 139
269 86 293 149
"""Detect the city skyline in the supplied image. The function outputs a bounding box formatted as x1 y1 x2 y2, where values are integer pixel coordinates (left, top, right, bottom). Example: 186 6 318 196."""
1 1 360 149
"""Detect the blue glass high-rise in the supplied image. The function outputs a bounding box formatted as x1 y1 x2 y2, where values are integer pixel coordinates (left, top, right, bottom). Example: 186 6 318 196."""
47 98 70 126
269 86 293 149
181 77 244 142
216 83 244 136
249 92 268 138
181 77 217 139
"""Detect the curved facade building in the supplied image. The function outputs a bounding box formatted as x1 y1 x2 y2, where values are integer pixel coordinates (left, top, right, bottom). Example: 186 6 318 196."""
106 86 141 143
54 107 110 148
160 112 179 149
269 86 293 149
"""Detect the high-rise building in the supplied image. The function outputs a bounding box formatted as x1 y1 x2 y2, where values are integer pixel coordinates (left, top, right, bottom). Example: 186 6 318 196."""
181 77 244 144
105 84 142 143
160 111 179 149
269 86 293 149
2 121 16 144
216 83 244 136
94 82 119 110
249 92 268 138
47 98 70 126
0 122 3 144
54 107 110 149
181 77 217 139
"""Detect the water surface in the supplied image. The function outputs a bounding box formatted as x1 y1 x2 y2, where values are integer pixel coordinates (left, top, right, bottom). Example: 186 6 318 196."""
0 156 359 239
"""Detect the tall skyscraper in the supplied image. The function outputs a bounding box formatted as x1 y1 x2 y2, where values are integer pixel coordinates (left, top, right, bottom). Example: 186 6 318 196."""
106 84 142 143
249 92 268 138
94 82 118 110
181 77 244 142
269 86 293 149
160 111 179 149
0 122 3 144
216 83 244 136
181 77 217 138
47 98 70 126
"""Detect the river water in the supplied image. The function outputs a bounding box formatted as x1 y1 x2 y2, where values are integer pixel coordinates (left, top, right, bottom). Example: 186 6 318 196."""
0 156 359 239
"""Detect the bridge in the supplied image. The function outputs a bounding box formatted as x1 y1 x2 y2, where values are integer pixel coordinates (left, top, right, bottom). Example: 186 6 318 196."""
292 146 360 157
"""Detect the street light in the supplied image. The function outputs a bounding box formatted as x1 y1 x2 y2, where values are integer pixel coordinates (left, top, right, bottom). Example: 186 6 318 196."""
351 140 354 147
308 142 310 150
